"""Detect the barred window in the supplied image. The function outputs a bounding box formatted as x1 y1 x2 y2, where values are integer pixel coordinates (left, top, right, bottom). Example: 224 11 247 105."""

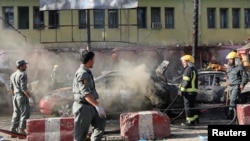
2 7 14 29
94 9 104 29
79 10 86 29
232 8 240 28
220 8 228 29
207 8 216 28
245 8 250 28
108 9 118 28
137 7 147 28
49 10 59 29
165 8 174 28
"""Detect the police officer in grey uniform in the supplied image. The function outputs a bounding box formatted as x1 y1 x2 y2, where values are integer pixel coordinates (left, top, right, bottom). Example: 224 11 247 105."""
73 50 106 141
226 51 248 119
9 60 33 136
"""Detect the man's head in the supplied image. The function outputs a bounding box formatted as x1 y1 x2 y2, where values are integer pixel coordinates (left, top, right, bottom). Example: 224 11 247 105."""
16 59 28 71
180 55 194 68
226 51 238 66
81 50 95 68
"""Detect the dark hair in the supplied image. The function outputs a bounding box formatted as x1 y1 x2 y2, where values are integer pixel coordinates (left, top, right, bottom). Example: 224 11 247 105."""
81 50 95 64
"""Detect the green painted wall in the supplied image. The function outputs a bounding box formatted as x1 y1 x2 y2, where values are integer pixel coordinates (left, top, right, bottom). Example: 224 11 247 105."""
0 0 249 49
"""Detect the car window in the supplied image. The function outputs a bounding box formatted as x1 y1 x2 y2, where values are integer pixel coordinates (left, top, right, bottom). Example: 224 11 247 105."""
214 73 226 86
96 75 126 90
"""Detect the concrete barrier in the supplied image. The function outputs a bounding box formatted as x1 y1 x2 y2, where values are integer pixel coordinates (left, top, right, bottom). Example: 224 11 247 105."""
237 104 250 125
120 111 171 141
26 117 74 141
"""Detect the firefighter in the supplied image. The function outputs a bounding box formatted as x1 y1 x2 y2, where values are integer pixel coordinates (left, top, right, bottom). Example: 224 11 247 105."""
9 59 33 136
50 64 64 89
179 55 199 126
72 50 106 141
226 51 248 119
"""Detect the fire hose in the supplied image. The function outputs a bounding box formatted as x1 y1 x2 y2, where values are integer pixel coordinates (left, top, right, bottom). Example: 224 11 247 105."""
162 93 237 129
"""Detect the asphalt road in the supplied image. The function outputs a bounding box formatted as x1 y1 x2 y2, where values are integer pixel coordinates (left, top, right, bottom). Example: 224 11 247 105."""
1 103 240 141
0 112 208 141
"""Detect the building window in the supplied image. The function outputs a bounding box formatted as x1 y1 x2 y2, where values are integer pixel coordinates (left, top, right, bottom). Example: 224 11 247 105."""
79 10 86 29
2 7 14 29
207 8 216 28
33 7 44 29
232 8 240 28
49 10 59 29
137 7 147 28
108 9 118 28
94 9 104 29
220 8 228 29
151 7 161 28
18 7 29 29
245 8 250 28
165 8 174 28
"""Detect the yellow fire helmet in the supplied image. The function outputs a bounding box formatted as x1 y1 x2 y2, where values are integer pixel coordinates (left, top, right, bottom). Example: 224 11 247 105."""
54 64 59 68
180 55 195 64
226 51 238 59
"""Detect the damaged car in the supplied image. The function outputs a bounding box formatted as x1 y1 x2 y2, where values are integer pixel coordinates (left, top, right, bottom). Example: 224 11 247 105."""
38 65 173 117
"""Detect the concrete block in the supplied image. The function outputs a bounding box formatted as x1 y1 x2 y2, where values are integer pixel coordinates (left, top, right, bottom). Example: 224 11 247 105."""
26 117 74 141
237 104 250 125
120 111 171 141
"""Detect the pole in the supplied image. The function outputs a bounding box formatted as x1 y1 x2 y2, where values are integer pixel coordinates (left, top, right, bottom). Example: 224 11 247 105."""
86 9 91 51
193 0 199 63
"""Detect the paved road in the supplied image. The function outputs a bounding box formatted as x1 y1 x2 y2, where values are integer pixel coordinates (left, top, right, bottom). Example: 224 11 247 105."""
1 105 239 141
0 113 208 141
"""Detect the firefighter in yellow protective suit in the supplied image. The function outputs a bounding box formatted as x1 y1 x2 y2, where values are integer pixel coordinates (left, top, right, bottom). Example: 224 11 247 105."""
179 55 199 126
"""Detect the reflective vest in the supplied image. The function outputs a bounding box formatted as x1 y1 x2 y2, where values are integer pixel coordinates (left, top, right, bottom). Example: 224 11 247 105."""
180 66 198 93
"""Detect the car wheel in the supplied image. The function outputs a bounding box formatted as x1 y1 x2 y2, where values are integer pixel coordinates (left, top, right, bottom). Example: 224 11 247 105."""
55 103 73 117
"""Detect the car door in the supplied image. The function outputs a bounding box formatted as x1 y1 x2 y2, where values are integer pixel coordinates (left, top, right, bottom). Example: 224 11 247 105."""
211 73 227 103
197 72 226 103
197 73 214 102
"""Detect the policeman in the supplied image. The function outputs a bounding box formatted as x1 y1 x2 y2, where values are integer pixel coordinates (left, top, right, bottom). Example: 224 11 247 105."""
9 59 33 136
226 51 248 119
72 50 106 141
179 55 199 126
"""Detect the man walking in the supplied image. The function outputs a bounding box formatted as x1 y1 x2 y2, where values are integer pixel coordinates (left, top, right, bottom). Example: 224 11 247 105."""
179 55 199 126
226 51 248 119
72 50 106 141
9 59 33 136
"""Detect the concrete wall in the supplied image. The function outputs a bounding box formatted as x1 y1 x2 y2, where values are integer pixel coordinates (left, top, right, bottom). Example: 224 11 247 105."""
0 0 249 49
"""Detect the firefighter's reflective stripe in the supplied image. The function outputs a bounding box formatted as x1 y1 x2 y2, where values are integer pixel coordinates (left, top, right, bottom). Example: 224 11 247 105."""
183 76 190 81
186 114 199 122
180 70 198 92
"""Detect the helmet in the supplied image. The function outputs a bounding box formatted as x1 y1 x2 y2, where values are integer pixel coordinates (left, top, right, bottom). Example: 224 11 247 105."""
180 55 194 64
226 51 238 59
54 64 59 68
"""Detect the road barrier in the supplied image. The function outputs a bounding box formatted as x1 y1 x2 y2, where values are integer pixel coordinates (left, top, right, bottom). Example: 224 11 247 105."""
237 104 250 125
120 111 171 140
27 117 74 141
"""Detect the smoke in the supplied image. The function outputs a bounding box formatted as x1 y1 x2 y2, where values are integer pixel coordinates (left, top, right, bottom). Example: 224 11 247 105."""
97 58 164 115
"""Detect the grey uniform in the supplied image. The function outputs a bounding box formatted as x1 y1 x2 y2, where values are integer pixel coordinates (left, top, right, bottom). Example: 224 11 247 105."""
9 70 30 132
72 65 106 141
227 64 248 108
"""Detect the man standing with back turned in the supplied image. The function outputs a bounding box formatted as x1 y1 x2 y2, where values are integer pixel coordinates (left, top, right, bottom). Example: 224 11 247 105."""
72 50 106 141
9 59 33 137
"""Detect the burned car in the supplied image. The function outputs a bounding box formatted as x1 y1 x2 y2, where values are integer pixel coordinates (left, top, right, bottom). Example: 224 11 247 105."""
38 66 171 117
172 70 227 104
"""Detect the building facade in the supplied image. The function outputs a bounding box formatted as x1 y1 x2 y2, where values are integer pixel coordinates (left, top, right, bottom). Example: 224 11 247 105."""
0 0 249 49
